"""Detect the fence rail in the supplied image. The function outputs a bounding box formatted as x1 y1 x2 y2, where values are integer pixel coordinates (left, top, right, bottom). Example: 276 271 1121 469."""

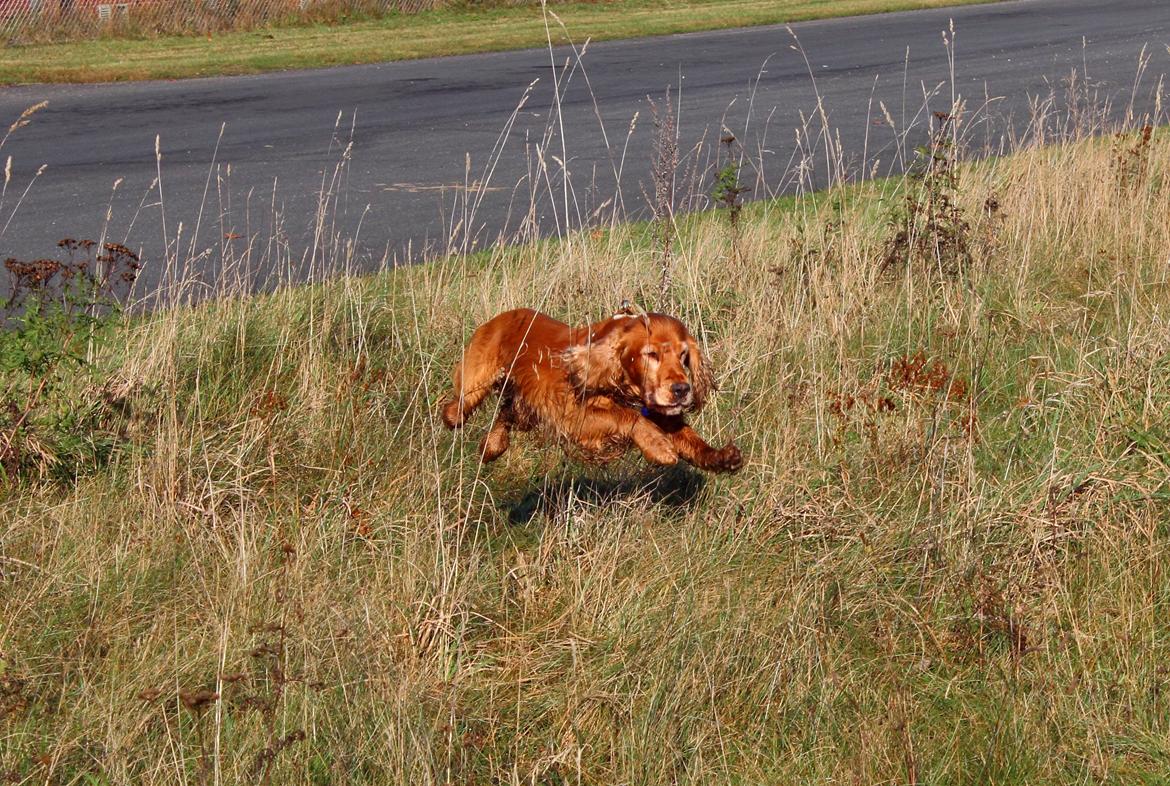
2 0 442 43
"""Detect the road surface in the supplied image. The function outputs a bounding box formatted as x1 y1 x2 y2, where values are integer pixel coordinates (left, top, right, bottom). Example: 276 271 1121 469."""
1 0 1168 299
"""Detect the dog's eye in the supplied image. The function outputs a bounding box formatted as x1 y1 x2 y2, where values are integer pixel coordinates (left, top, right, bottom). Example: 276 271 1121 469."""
646 350 658 361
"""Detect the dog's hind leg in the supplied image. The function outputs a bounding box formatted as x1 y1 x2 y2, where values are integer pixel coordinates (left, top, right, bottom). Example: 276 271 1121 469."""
479 391 522 462
479 415 511 462
443 309 539 430
441 343 505 429
441 364 502 428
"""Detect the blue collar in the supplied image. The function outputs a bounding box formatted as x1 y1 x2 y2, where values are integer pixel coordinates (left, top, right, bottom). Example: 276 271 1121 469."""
640 406 652 417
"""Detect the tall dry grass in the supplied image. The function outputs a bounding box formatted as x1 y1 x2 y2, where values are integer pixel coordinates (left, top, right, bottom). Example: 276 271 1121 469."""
2 55 1170 784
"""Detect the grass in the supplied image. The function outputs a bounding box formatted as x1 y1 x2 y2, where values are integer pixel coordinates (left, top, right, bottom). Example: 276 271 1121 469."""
1 93 1169 783
0 0 1002 84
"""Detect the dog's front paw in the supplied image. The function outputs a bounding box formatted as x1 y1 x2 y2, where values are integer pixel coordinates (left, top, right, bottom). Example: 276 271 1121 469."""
633 418 680 466
709 443 743 473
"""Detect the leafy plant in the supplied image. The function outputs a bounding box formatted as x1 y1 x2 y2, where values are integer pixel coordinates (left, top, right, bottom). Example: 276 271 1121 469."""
712 133 750 264
881 111 973 278
1112 124 1154 191
0 239 139 484
711 136 749 223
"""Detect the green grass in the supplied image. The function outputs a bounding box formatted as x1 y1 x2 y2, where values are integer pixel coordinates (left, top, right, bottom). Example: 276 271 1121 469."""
0 0 1000 84
2 126 1170 782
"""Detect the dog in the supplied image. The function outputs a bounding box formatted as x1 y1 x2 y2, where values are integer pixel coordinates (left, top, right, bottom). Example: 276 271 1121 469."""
440 306 743 472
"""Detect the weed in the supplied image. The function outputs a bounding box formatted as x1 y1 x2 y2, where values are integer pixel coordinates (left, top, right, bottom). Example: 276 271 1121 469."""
648 87 678 305
178 688 219 785
712 133 750 263
952 574 1032 662
1112 124 1154 190
886 350 967 402
0 239 138 483
881 112 973 278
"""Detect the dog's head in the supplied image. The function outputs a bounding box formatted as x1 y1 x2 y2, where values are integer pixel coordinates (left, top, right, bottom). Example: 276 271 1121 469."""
562 312 715 416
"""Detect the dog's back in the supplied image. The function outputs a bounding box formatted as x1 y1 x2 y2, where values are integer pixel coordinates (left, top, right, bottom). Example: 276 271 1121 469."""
441 308 573 429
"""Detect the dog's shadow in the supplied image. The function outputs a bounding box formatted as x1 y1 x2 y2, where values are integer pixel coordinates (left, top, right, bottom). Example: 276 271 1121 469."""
505 464 707 526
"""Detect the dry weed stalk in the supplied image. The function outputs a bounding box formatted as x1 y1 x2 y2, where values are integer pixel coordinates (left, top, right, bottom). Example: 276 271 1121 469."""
648 87 679 306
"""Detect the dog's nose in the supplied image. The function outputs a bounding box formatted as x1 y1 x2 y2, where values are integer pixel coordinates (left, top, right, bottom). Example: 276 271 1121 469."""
671 382 691 401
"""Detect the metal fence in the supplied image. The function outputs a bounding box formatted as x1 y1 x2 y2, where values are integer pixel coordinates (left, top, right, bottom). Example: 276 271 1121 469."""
1 0 441 42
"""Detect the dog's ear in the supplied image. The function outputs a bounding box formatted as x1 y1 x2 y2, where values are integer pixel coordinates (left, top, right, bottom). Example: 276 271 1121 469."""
562 330 623 393
686 335 716 413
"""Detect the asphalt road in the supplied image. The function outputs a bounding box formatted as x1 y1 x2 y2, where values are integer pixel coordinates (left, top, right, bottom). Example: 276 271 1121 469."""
1 0 1168 299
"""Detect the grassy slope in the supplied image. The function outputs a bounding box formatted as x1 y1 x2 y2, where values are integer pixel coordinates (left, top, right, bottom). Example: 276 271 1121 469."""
3 133 1170 783
0 0 1000 84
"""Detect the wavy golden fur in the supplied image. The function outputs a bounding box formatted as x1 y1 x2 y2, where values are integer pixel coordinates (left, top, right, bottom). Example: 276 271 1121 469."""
440 307 742 472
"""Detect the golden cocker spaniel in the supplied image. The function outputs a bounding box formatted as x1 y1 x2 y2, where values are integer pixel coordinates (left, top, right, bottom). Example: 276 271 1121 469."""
441 307 743 472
